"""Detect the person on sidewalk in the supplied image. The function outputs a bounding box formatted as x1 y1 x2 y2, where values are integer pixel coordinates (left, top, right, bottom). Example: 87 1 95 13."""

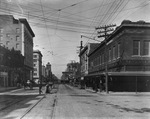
39 82 43 94
99 80 102 92
45 83 50 93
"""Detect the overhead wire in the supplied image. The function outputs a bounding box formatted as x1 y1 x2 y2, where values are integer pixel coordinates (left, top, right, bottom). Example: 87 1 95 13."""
0 1 98 28
115 0 150 23
89 0 116 40
39 0 53 55
108 0 130 24
84 0 105 44
103 0 124 24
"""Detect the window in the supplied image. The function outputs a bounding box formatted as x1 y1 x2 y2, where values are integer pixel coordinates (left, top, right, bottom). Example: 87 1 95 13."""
102 53 104 64
6 41 9 45
33 59 37 62
34 73 37 76
0 29 3 33
117 43 120 58
16 36 20 41
133 40 140 55
91 62 93 67
16 43 19 49
16 28 20 33
34 55 37 58
0 36 3 41
100 55 101 65
109 48 111 61
143 41 150 55
6 33 10 37
34 68 37 71
113 46 116 60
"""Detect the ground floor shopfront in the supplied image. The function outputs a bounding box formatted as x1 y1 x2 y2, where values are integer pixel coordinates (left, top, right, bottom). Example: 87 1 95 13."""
0 65 33 87
84 72 150 92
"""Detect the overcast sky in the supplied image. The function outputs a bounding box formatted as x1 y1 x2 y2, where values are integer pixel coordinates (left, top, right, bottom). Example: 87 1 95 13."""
1 0 150 78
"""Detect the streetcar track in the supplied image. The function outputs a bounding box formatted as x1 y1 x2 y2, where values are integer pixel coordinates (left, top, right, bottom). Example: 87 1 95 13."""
19 95 45 119
0 98 25 111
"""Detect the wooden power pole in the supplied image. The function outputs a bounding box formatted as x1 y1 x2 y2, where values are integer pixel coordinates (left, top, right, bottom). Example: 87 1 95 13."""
95 24 116 94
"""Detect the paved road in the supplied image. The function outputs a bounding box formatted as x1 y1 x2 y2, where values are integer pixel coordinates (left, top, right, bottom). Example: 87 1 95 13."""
1 84 150 119
53 84 150 119
0 87 44 119
21 88 58 119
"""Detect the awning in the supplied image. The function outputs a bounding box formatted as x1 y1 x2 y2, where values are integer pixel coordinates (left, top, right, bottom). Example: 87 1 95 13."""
85 72 104 77
85 71 150 77
108 71 150 76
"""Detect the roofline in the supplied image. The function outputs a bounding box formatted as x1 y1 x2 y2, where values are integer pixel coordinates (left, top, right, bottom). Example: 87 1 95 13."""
88 20 150 57
33 50 43 57
19 19 35 37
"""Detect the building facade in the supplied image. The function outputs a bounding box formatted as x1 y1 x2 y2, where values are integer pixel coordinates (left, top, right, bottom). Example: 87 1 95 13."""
88 20 150 92
45 62 52 82
33 50 43 84
0 15 35 83
42 65 46 82
79 43 99 87
0 46 24 87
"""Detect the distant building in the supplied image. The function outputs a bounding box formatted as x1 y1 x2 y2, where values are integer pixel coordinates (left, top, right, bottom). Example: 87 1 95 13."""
62 61 80 84
88 20 150 92
0 15 35 82
33 50 43 84
42 65 46 78
41 65 46 83
45 62 52 82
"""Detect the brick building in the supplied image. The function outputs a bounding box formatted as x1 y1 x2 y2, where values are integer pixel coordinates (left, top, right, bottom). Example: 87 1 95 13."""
79 43 99 88
87 20 150 92
0 15 35 83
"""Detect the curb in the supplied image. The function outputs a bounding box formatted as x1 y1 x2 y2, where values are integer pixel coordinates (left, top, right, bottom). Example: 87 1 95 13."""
17 95 45 119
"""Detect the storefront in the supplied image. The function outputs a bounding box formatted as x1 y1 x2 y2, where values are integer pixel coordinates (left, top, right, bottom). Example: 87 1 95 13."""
0 72 8 87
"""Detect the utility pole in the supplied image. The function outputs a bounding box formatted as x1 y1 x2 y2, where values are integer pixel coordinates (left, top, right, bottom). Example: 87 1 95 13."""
77 40 83 88
95 24 116 94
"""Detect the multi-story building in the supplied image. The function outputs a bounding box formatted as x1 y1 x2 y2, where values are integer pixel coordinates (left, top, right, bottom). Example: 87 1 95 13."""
62 61 80 85
42 65 46 82
33 50 43 84
0 45 24 87
0 15 35 82
88 20 150 92
79 43 99 87
45 62 52 82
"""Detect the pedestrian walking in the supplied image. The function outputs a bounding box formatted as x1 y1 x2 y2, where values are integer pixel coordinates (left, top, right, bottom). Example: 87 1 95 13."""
44 83 50 98
39 83 43 94
45 83 50 93
99 80 102 92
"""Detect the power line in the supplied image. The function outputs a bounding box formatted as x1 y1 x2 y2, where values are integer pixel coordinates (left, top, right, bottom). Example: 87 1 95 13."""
39 0 53 53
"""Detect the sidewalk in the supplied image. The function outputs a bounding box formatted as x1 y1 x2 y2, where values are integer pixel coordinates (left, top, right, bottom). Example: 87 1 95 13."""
18 84 58 119
85 87 150 96
0 86 21 93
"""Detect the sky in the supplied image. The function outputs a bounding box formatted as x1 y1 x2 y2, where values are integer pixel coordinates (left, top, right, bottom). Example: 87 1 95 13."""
1 0 150 78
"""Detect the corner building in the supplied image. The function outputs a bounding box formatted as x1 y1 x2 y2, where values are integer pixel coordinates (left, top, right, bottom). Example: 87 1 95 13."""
0 15 35 82
88 20 150 92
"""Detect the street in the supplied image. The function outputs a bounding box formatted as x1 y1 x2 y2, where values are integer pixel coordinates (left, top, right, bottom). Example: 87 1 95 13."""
0 84 150 119
53 84 150 119
0 87 44 119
